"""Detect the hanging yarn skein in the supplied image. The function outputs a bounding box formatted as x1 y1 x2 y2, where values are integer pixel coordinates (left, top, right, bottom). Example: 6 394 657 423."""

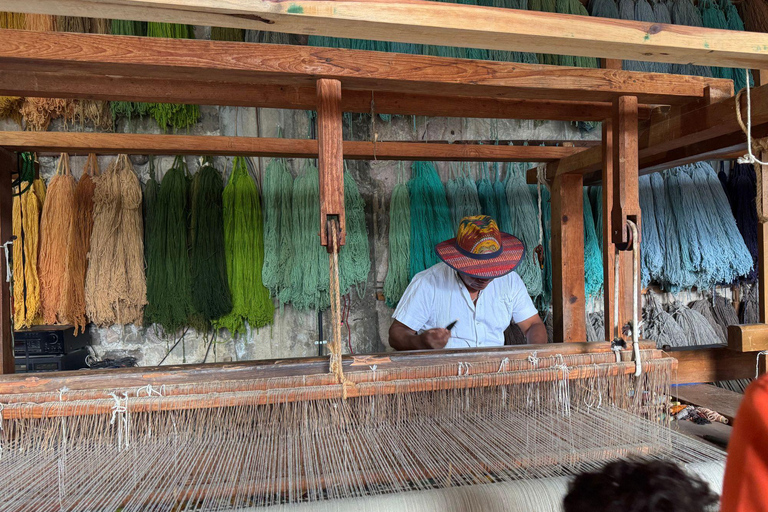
287 162 330 311
505 162 543 299
338 169 371 296
724 163 758 282
218 157 274 333
61 154 99 334
190 157 232 325
477 163 499 221
384 166 411 308
146 23 200 132
408 161 453 279
582 189 603 297
85 154 146 326
261 158 295 306
39 154 77 325
144 156 195 334
11 153 42 329
639 174 663 286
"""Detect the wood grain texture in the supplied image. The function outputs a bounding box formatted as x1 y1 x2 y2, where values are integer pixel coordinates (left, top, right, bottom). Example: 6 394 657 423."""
728 324 768 352
0 29 730 105
611 96 640 246
533 82 765 181
601 120 635 341
551 174 586 343
671 383 742 424
0 149 14 374
672 347 757 384
0 341 655 395
0 131 587 161
760 221 768 325
317 79 346 247
7 0 768 68
0 70 654 122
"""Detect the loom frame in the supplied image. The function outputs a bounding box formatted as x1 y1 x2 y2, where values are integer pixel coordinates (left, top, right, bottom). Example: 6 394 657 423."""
0 2 766 383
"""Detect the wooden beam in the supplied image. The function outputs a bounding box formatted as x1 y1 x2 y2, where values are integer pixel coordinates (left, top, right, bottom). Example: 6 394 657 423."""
0 30 731 105
0 149 14 375
611 96 641 247
530 82 767 182
728 324 768 352
317 79 345 247
9 0 768 68
0 131 587 162
672 347 757 384
0 70 653 122
601 119 634 342
551 174 586 343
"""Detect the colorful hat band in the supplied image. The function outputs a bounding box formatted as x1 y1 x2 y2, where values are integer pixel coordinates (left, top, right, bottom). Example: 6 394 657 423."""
455 244 503 260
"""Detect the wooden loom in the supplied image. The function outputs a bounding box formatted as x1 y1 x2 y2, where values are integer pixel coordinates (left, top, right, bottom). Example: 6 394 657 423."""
0 2 767 508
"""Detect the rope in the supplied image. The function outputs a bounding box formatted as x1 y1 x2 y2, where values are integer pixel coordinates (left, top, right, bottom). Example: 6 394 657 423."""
327 219 346 389
735 71 768 223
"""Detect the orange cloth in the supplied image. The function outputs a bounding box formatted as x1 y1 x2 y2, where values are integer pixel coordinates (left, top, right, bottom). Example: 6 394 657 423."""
722 374 768 512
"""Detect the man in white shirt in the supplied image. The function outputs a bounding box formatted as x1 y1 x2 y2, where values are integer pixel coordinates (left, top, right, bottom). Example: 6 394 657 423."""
390 215 547 350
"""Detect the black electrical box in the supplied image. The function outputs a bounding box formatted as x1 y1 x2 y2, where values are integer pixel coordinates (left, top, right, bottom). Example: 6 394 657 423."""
14 326 91 373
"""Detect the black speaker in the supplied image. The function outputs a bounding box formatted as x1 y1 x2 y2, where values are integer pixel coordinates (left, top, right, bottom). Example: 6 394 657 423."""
14 327 92 373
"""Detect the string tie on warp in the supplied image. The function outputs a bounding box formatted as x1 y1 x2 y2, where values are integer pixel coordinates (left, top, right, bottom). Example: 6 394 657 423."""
457 362 472 376
2 240 12 283
527 351 539 368
554 354 571 416
756 350 768 378
497 357 510 373
136 384 163 397
369 365 378 381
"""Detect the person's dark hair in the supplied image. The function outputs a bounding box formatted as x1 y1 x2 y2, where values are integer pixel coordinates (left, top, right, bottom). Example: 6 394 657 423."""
563 459 719 512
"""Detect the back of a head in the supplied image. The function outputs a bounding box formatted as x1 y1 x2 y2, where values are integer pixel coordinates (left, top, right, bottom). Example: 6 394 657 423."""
563 460 718 512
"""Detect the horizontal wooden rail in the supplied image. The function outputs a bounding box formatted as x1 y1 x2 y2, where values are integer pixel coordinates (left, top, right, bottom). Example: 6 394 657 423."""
7 0 768 68
527 83 768 182
0 131 587 162
0 30 731 105
0 71 654 122
0 341 653 395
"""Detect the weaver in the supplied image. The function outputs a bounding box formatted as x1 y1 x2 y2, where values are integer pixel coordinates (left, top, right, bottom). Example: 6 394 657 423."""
0 343 724 511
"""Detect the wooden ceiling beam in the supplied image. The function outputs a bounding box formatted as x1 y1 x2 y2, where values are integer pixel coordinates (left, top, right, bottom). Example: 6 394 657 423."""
527 84 768 181
0 29 730 105
0 131 587 162
0 71 652 122
7 0 768 68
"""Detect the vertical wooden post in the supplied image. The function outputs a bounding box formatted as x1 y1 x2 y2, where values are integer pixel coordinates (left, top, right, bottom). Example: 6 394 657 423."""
611 96 641 329
0 149 15 374
602 119 634 340
758 153 768 323
551 172 587 343
316 78 346 248
601 59 622 70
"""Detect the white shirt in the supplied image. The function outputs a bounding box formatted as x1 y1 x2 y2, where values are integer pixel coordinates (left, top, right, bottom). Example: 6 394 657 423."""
392 262 539 349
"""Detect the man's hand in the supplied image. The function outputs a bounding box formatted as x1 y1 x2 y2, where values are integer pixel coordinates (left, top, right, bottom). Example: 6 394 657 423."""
389 320 451 350
419 328 450 349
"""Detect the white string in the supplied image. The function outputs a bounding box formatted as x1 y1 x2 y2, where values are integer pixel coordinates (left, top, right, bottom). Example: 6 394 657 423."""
457 362 472 376
136 384 163 397
756 350 768 378
535 165 548 247
527 351 539 368
497 358 510 373
2 240 12 283
738 68 768 166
